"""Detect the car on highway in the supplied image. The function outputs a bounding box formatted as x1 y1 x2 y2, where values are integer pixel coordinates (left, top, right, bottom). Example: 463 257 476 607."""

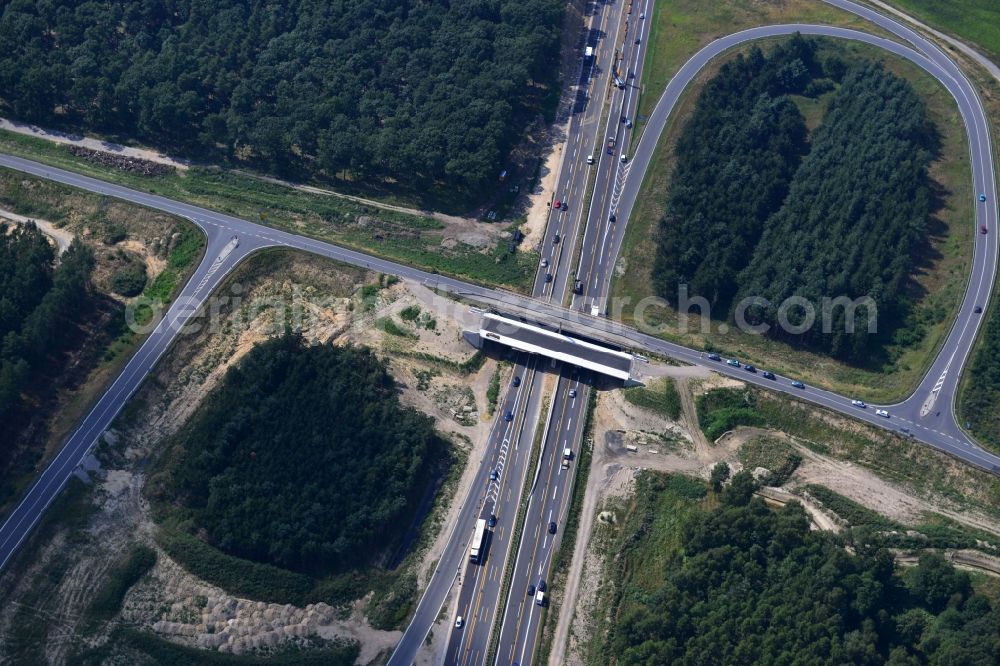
569 389 577 398
625 118 633 128
762 371 776 380
553 233 561 244
504 410 513 422
620 153 627 163
545 273 553 283
540 258 549 268
538 579 547 592
634 37 640 44
488 514 497 528
553 199 561 209
744 364 756 373
975 306 983 313
707 353 721 361
587 154 594 164
549 521 557 534
852 399 867 408
561 200 568 211
609 213 616 223
527 584 535 596
513 375 521 387
490 469 499 481
876 409 890 418
980 193 987 202
639 11 645 18
791 381 805 389
455 616 463 628
726 358 740 367
981 225 988 234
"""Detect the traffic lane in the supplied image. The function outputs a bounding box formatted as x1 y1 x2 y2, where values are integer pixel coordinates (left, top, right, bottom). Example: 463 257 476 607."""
499 377 588 664
390 363 534 666
496 371 585 664
509 379 588 665
447 364 538 664
0 231 266 570
455 366 546 666
533 0 621 299
495 371 574 664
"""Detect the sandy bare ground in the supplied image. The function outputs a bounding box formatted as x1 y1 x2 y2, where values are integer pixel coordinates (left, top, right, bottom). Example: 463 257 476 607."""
0 207 75 254
520 124 567 251
0 116 190 169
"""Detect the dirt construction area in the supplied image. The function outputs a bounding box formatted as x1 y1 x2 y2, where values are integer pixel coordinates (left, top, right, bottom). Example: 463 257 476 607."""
0 250 508 664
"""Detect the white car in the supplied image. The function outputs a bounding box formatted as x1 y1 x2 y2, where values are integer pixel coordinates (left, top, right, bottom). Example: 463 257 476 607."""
851 399 866 408
639 12 645 19
875 409 889 418
569 389 577 398
455 616 464 628
541 258 549 267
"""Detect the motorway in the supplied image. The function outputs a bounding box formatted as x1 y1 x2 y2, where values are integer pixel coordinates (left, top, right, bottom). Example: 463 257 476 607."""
442 0 654 663
0 0 997 664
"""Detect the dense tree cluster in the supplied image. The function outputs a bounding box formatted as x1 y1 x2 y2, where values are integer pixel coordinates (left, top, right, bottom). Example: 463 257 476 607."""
153 334 448 576
738 62 932 359
654 37 934 361
611 472 1000 665
0 223 94 439
960 306 1000 450
652 37 817 311
0 0 562 193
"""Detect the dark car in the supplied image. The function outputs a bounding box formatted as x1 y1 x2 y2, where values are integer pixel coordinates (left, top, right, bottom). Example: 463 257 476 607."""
504 410 513 422
634 37 640 44
975 306 983 314
548 521 557 534
609 213 616 223
553 233 561 244
527 585 535 596
744 364 757 373
762 371 776 380
513 375 521 387
981 224 989 235
545 273 553 283
490 469 498 481
538 580 547 592
707 353 721 361
488 514 497 528
561 201 568 211
791 381 805 389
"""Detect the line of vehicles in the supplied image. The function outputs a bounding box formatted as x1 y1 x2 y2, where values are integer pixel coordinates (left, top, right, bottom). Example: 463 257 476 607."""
707 352 893 417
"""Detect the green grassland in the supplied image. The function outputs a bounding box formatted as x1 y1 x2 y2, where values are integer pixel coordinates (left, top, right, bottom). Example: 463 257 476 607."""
886 0 1000 64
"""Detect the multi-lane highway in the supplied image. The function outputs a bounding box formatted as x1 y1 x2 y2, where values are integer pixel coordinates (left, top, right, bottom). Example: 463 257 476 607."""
0 1 998 665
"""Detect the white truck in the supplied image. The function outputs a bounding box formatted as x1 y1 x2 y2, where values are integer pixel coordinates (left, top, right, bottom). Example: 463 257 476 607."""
469 518 487 564
561 447 572 469
535 590 546 606
585 46 594 58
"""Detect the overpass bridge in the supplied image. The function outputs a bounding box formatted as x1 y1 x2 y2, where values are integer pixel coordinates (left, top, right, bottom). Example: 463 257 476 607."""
474 312 633 381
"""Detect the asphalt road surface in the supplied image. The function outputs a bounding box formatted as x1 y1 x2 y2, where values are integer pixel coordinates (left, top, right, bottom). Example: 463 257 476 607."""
0 2 997 664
